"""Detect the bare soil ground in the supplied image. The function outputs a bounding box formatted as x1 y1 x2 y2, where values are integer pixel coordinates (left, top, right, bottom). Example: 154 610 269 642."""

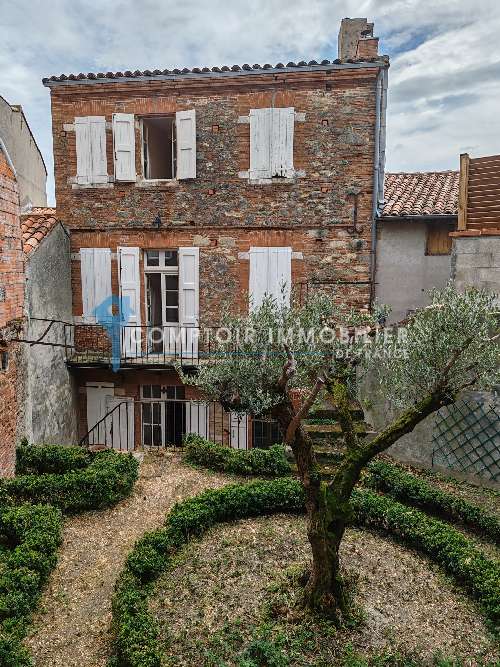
24 453 231 667
150 514 500 666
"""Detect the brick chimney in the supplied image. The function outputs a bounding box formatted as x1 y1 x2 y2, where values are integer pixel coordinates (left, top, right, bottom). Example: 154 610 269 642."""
338 18 379 60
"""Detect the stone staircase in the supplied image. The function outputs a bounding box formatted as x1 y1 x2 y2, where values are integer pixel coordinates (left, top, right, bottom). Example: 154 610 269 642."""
292 400 376 479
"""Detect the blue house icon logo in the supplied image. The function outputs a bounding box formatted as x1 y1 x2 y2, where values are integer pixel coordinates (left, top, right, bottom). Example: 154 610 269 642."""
93 295 134 372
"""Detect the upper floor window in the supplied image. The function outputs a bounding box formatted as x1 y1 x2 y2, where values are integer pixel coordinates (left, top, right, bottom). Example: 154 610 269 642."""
142 117 176 180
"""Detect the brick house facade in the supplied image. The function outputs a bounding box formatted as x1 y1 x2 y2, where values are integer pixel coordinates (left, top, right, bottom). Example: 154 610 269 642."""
43 18 388 451
0 146 24 475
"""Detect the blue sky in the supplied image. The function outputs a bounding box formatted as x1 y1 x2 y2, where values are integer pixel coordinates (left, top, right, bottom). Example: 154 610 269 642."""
1 0 499 205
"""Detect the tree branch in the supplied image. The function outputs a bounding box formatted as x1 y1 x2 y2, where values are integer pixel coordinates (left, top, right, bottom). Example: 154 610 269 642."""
285 376 325 445
327 379 358 451
277 343 296 390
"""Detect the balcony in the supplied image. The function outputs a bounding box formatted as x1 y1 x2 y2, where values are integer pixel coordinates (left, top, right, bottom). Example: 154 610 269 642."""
65 324 205 369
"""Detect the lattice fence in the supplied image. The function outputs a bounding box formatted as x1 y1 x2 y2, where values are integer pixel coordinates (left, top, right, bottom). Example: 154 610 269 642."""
432 397 500 483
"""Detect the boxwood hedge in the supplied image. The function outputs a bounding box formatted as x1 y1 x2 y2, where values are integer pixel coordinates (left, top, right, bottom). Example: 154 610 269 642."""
2 445 139 514
366 460 500 544
0 502 63 667
183 434 291 477
110 478 500 667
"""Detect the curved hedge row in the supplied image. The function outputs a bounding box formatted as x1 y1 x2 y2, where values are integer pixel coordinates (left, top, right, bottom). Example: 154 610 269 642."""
366 460 500 544
183 434 291 477
0 503 63 667
2 445 139 514
110 478 500 667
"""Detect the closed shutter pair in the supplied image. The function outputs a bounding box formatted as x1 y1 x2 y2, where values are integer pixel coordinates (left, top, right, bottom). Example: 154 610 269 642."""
249 247 292 310
75 110 196 185
249 108 295 179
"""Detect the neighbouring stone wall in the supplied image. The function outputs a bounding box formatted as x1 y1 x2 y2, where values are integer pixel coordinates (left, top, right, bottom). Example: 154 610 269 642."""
0 150 24 476
23 222 78 445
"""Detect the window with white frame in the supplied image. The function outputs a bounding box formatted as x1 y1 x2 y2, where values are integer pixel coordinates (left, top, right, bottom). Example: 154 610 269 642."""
144 250 179 328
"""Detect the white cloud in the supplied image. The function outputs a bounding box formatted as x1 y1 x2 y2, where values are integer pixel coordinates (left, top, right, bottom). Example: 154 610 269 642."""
1 0 499 203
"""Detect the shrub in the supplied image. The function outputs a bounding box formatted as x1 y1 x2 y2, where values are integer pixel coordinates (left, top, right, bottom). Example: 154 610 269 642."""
110 478 500 667
3 446 139 514
15 444 91 476
0 502 63 667
183 434 290 477
365 460 500 544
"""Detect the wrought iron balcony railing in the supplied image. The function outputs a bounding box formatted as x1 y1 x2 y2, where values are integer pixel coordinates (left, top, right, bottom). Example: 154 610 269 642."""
66 324 205 367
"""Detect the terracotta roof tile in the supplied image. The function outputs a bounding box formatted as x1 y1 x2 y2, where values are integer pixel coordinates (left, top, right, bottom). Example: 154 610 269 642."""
21 208 58 255
42 56 388 85
382 171 459 218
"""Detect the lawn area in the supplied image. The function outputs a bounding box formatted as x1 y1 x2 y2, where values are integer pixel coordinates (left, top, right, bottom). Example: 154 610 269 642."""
148 514 499 666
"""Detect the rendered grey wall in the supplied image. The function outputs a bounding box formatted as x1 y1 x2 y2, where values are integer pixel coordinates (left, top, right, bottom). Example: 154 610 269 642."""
23 224 78 443
375 221 452 323
0 96 47 210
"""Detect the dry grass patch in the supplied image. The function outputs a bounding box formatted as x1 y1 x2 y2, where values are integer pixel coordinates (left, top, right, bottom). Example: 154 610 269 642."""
150 514 499 666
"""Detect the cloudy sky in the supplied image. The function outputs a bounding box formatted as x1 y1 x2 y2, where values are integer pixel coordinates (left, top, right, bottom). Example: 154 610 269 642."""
1 0 499 205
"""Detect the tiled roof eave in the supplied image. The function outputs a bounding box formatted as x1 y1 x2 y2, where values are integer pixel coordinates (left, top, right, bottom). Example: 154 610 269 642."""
43 58 389 86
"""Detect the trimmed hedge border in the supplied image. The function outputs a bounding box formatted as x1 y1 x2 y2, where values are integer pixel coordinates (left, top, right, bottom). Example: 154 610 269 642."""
0 503 63 667
2 445 139 514
110 478 500 667
366 460 500 545
182 434 291 478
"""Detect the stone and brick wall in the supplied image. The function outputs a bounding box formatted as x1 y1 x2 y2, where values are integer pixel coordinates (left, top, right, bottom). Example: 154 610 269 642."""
0 149 24 475
50 66 383 319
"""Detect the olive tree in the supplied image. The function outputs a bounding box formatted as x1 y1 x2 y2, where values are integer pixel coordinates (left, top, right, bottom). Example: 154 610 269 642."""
178 285 498 620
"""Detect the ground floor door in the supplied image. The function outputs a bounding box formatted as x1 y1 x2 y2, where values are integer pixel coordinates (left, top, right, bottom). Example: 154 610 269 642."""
86 383 114 445
230 412 248 450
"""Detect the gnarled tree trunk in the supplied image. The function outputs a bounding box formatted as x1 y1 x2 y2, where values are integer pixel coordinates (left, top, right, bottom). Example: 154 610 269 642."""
272 387 452 620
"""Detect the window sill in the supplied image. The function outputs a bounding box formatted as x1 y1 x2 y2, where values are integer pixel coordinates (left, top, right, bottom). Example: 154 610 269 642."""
238 170 305 185
137 179 179 188
71 182 114 190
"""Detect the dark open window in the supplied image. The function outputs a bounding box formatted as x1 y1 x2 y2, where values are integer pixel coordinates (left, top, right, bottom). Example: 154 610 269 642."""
142 116 176 179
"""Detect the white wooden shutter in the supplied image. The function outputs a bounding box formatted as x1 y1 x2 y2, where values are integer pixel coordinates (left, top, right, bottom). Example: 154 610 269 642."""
179 247 199 325
75 117 92 184
179 247 200 360
249 108 272 179
80 248 111 322
75 116 108 184
118 247 141 357
176 109 196 179
271 108 294 178
268 247 292 306
186 402 208 438
112 113 136 181
89 116 108 183
249 247 270 310
249 247 292 310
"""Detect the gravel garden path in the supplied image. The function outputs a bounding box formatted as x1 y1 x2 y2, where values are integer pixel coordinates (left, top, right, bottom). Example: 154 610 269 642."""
25 452 231 667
